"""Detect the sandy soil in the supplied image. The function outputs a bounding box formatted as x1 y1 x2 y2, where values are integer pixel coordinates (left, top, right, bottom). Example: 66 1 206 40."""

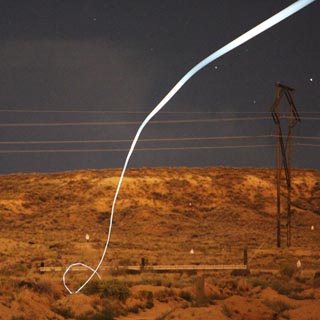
0 167 319 319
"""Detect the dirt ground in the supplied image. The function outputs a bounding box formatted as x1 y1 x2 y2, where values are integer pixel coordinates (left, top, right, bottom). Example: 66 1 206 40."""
0 167 319 319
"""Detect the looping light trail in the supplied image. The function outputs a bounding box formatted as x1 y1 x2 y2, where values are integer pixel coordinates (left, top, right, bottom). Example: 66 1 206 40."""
63 0 316 294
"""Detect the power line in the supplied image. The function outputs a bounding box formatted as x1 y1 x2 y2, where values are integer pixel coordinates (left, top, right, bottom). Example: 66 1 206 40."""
292 135 320 140
298 117 320 121
0 144 275 154
295 143 320 148
269 135 320 140
0 117 271 127
0 134 273 145
0 134 317 146
0 108 318 114
0 109 150 114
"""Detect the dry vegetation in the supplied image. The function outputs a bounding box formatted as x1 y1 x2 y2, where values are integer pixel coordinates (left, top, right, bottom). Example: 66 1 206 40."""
0 166 319 319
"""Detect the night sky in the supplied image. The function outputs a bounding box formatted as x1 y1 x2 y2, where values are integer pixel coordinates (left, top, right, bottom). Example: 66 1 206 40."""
0 1 319 173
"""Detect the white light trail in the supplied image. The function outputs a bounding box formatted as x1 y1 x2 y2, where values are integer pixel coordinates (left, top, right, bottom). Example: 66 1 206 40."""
63 0 316 294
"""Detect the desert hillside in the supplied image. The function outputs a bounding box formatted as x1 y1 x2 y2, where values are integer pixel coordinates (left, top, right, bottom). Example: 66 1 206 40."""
0 167 319 319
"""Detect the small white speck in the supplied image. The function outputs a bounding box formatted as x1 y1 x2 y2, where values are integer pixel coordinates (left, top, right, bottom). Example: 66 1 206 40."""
214 65 218 70
93 17 97 22
297 260 302 269
253 100 257 104
309 78 313 82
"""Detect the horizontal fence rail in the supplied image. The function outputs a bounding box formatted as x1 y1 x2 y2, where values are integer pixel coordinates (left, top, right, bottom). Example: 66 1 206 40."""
39 264 248 273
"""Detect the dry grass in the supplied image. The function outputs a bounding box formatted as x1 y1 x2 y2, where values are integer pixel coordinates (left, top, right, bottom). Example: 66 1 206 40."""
0 167 320 319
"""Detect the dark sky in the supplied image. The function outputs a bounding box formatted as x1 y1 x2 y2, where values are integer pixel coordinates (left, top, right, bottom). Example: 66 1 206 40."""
0 0 319 173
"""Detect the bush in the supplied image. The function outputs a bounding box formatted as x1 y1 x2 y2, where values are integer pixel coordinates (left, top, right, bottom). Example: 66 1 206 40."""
101 279 131 302
248 277 267 289
155 310 173 320
263 299 293 314
271 280 291 296
146 300 154 309
140 277 162 286
314 271 320 288
208 293 227 301
83 280 101 295
127 305 140 314
76 306 117 320
180 291 192 302
34 278 61 299
294 276 308 284
52 306 74 319
154 289 175 302
1 262 28 276
289 292 315 300
77 306 117 320
280 263 295 279
138 290 153 300
222 304 232 318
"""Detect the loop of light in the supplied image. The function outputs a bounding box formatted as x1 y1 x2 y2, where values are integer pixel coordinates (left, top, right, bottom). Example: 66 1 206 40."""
63 0 316 294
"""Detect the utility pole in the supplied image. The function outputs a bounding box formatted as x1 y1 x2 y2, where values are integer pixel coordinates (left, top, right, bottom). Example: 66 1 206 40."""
270 83 300 247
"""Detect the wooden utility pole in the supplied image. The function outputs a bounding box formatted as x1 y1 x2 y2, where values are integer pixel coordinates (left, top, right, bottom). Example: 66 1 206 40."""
270 83 300 247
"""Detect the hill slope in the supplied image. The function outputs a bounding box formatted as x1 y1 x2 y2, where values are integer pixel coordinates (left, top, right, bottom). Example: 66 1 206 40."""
1 167 319 268
0 167 320 320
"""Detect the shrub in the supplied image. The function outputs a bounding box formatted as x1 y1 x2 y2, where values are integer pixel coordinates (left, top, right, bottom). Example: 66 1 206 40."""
138 290 153 300
222 304 232 318
294 276 308 284
146 300 154 309
101 279 131 302
140 277 162 286
314 271 320 288
83 280 101 295
145 290 154 309
1 262 29 276
34 278 61 299
280 263 295 279
52 306 74 319
208 293 227 301
263 299 293 314
103 305 122 319
78 305 117 320
180 291 192 302
127 305 140 314
76 315 91 320
155 310 173 320
76 306 118 320
248 277 267 289
289 292 315 300
271 280 291 296
154 289 175 302
224 279 237 290
237 278 251 291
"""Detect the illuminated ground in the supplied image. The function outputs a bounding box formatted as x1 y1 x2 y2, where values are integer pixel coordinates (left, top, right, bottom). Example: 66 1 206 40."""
0 167 319 319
